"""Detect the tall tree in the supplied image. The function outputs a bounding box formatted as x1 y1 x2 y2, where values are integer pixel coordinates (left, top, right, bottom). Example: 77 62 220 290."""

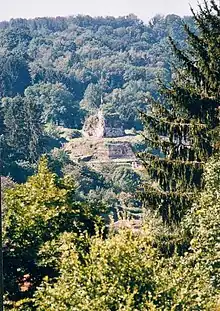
139 0 220 223
0 54 31 98
2 95 44 162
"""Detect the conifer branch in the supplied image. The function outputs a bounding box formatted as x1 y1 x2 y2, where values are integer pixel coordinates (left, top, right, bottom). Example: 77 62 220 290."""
139 152 205 166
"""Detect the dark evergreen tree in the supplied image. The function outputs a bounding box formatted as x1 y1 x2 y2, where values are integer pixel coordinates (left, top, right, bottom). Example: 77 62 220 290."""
24 97 45 162
2 96 44 163
2 96 27 161
0 54 31 98
139 0 220 223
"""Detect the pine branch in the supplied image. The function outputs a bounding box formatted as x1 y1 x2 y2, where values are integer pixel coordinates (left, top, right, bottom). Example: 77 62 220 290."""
143 183 196 198
139 152 205 166
155 117 207 129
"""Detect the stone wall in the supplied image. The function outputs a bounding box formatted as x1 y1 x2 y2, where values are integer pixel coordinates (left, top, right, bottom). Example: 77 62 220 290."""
107 142 135 160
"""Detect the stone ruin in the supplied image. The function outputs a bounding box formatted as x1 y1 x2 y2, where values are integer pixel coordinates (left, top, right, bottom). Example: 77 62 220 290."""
107 142 135 160
82 110 125 138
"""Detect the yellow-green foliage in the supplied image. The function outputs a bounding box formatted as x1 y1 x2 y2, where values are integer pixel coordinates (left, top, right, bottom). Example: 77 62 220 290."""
34 228 157 311
3 156 105 301
4 156 103 251
33 227 217 310
182 154 220 306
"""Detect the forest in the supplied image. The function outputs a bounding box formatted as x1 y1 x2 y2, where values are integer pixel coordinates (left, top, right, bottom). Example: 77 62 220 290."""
1 0 220 310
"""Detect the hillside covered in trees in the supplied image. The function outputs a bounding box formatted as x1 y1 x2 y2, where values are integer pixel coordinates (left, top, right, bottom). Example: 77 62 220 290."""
1 0 220 310
0 13 196 179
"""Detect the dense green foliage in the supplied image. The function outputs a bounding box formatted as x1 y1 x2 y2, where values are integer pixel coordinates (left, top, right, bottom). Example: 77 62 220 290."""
24 83 82 128
140 0 220 223
35 229 157 311
183 155 220 295
62 160 142 217
3 157 106 303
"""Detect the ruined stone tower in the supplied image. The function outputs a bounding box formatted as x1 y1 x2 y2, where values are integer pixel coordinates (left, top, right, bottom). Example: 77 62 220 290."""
82 110 125 138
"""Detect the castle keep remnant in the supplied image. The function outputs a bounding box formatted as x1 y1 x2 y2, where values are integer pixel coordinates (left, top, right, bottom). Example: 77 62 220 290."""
82 111 125 138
